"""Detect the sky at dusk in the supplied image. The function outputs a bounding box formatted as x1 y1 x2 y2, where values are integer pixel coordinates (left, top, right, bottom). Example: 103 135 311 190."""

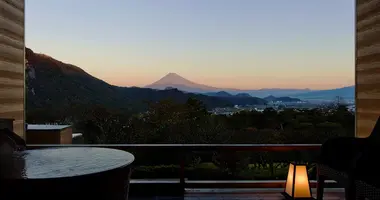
25 0 355 90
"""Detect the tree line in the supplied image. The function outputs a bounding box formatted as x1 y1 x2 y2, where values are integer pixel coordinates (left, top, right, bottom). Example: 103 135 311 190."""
27 97 354 144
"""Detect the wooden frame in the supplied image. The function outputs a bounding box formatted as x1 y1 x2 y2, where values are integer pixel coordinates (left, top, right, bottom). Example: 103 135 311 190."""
355 0 380 138
0 0 25 139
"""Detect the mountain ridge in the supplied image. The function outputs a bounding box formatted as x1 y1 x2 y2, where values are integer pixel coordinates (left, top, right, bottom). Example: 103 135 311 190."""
25 48 353 106
264 95 301 102
146 73 352 99
25 48 267 115
147 73 219 91
290 86 355 101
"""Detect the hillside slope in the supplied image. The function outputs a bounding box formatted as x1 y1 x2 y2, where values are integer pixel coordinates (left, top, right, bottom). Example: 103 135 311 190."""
205 91 266 105
25 48 265 115
264 95 301 102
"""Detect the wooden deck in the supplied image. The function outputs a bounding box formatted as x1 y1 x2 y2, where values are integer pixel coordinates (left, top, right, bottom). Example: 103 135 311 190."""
130 188 345 199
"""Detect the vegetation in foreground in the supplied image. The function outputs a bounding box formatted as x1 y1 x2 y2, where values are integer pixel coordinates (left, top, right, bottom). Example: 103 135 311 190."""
27 97 354 180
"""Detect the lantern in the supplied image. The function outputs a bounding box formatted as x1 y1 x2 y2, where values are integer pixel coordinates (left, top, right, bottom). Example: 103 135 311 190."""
281 162 315 199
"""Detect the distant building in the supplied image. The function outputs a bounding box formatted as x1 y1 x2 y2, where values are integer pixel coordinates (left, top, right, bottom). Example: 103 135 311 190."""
26 124 73 144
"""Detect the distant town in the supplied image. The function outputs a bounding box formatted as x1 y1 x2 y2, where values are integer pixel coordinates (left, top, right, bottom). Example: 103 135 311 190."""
210 99 355 115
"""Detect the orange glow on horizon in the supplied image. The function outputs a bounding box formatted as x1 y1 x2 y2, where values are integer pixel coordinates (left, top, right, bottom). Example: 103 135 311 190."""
106 76 354 90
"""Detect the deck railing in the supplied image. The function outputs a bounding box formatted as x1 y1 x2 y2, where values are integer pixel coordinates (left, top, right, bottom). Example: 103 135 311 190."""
27 144 338 195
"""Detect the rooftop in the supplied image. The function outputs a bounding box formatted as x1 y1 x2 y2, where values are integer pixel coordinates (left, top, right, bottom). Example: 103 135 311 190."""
72 133 83 138
27 124 71 131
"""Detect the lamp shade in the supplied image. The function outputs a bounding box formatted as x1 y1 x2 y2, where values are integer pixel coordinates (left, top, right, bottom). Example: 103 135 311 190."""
282 163 314 199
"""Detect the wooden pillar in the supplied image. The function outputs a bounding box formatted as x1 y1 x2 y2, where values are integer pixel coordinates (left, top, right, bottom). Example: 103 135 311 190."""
0 0 25 138
354 3 380 193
